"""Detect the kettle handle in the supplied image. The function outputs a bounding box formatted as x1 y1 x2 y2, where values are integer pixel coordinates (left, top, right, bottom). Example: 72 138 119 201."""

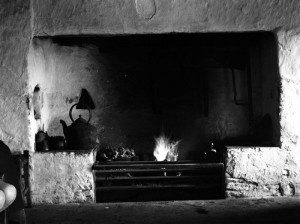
69 103 92 123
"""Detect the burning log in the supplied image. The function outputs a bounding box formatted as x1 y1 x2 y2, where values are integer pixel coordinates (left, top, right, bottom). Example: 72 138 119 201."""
153 135 180 162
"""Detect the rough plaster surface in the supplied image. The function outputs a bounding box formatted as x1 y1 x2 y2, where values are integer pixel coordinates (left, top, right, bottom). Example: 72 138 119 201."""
226 147 300 197
30 151 95 204
0 0 31 152
135 0 156 19
27 39 115 149
277 30 300 154
32 0 300 36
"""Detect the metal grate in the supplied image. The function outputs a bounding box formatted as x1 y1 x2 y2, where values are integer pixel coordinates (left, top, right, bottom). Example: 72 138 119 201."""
93 161 225 202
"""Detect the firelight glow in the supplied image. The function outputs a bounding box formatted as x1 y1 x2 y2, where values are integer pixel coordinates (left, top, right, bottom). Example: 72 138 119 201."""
153 135 180 161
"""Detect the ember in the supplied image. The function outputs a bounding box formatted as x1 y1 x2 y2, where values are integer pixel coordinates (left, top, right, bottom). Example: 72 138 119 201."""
98 146 135 161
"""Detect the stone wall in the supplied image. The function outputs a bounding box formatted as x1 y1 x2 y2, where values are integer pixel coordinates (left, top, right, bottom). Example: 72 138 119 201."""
1 0 300 202
30 150 95 204
27 0 300 199
277 30 300 154
31 0 300 35
0 0 31 153
226 147 300 197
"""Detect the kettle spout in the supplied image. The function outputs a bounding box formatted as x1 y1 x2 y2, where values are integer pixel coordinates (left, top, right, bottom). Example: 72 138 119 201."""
60 119 68 135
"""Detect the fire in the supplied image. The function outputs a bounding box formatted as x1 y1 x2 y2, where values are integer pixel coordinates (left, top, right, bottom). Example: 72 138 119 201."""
153 135 180 161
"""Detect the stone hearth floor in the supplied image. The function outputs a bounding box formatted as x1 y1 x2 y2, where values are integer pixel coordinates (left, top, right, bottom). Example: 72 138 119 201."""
26 197 300 224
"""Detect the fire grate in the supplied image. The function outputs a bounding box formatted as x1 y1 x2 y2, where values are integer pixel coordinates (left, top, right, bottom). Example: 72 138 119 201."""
93 161 225 202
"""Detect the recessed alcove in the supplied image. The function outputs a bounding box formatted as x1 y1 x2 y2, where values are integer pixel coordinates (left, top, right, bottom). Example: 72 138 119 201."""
26 32 285 203
28 32 280 159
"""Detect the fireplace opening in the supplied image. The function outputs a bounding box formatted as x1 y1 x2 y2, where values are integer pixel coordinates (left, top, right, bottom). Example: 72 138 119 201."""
30 32 280 202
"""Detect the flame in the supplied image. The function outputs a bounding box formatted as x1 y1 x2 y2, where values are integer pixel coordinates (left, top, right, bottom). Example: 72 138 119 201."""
153 135 180 161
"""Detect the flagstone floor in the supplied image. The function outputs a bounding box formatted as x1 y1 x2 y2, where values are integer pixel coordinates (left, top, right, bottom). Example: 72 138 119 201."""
26 197 300 224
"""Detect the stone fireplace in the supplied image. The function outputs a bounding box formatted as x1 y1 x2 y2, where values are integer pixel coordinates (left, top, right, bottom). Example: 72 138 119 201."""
28 33 280 158
1 0 300 204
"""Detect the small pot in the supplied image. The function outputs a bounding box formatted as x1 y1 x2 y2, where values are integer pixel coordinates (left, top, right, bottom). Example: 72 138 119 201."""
35 131 49 151
48 136 65 150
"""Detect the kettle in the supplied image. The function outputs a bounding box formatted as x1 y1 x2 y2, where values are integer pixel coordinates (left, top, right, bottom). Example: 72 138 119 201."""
60 103 98 150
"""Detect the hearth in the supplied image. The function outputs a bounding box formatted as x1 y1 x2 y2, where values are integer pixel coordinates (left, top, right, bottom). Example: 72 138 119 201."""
29 32 280 202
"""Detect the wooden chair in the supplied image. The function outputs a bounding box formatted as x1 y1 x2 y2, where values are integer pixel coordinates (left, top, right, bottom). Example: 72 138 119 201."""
0 173 8 224
12 151 31 208
0 150 31 224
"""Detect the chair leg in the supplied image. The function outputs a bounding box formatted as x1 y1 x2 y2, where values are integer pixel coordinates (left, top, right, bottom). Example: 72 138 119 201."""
0 210 7 224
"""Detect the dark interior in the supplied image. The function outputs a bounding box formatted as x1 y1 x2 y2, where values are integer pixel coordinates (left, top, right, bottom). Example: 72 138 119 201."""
47 32 279 162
